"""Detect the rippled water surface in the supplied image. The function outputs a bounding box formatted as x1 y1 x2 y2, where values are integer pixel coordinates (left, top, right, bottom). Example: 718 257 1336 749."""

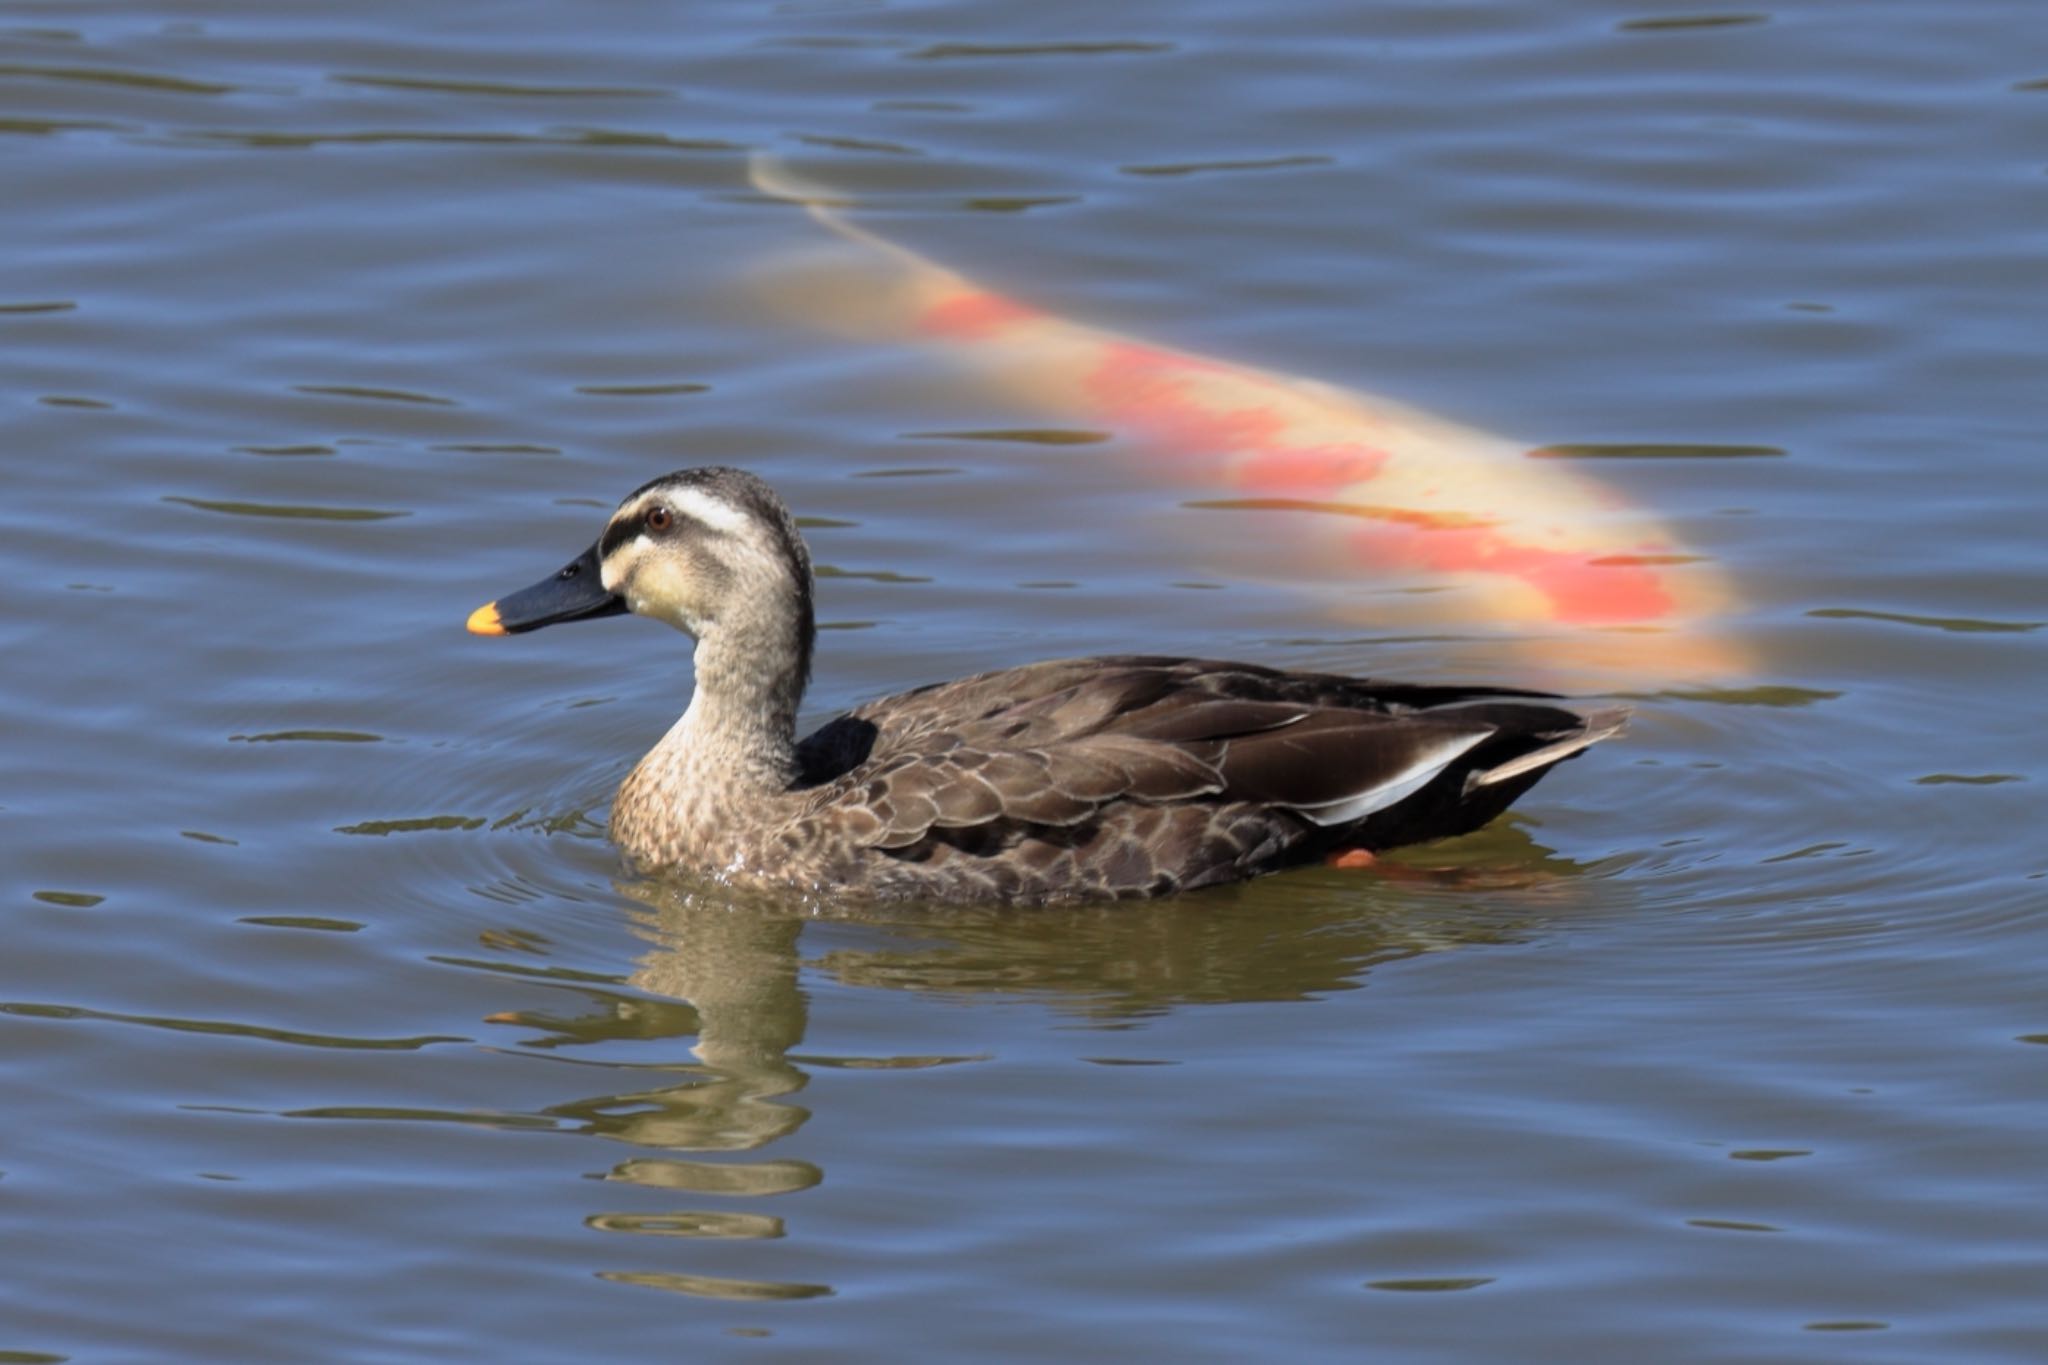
7 1 2048 1360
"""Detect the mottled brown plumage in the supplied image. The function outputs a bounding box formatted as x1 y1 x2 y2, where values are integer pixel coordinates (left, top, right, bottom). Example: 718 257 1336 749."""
472 468 1626 904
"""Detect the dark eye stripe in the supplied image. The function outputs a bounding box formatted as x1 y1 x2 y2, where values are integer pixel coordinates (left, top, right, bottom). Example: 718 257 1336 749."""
599 505 698 561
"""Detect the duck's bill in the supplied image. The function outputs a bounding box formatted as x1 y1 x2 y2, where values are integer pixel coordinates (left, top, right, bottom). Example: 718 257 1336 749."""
467 543 629 636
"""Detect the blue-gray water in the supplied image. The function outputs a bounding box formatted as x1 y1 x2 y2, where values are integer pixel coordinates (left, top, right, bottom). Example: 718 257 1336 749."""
5 2 2047 1360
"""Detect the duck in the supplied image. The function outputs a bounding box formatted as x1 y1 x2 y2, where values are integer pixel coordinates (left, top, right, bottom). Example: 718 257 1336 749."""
467 467 1627 904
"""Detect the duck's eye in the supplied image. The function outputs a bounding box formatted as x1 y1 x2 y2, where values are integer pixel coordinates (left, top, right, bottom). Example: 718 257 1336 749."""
647 505 672 533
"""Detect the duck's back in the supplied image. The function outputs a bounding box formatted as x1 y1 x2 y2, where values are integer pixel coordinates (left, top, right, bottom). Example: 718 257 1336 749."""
789 656 1622 903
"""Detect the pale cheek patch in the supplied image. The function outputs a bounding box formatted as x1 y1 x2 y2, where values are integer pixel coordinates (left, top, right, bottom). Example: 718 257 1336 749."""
600 541 646 593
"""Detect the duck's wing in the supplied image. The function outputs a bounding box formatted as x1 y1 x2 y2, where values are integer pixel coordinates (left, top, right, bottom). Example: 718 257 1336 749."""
804 704 1228 852
835 654 1560 739
800 656 1618 861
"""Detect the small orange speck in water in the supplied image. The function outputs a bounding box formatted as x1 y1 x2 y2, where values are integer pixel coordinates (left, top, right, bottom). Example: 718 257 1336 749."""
467 602 505 635
1326 848 1377 870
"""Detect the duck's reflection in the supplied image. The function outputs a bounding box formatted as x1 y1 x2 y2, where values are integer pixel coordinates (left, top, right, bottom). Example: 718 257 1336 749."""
496 821 1596 1301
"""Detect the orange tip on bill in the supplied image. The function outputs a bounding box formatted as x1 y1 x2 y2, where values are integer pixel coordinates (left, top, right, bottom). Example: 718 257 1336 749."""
466 601 505 636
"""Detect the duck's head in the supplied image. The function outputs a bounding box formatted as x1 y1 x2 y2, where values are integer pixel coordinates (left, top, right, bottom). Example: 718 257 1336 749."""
468 468 815 677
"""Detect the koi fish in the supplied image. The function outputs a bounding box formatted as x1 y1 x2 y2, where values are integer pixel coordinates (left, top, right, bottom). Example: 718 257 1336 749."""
746 156 1750 688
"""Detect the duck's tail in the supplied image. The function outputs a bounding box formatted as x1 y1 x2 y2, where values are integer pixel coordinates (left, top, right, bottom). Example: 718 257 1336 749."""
1465 706 1630 793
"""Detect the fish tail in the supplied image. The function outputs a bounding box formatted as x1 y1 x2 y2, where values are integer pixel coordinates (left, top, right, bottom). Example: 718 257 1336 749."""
747 153 933 270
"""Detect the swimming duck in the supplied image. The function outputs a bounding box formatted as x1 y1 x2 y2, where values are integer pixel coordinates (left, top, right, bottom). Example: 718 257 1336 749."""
468 467 1626 903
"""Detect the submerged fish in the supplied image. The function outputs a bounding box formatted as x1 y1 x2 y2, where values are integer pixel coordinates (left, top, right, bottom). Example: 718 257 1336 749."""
746 156 1750 688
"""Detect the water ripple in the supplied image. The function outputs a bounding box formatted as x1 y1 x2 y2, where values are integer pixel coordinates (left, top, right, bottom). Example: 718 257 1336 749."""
1 1001 466 1051
328 74 670 99
1806 607 2042 634
594 1270 832 1301
0 63 235 95
905 41 1172 60
163 496 409 522
1122 154 1334 177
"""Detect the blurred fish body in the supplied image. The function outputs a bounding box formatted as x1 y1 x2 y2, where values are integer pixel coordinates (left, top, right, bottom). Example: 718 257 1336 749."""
748 156 1749 687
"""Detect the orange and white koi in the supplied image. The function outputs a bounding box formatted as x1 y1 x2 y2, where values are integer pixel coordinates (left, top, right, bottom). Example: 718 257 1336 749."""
746 156 1749 688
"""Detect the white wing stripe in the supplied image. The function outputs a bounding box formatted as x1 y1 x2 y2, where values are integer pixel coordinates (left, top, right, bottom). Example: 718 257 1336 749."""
1293 732 1491 827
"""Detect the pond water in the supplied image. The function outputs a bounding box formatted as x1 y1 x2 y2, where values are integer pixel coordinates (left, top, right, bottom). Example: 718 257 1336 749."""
5 1 2046 1360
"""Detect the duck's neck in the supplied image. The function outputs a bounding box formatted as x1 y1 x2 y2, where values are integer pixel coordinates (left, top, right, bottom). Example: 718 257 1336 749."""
664 628 805 793
611 556 817 871
638 567 817 803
